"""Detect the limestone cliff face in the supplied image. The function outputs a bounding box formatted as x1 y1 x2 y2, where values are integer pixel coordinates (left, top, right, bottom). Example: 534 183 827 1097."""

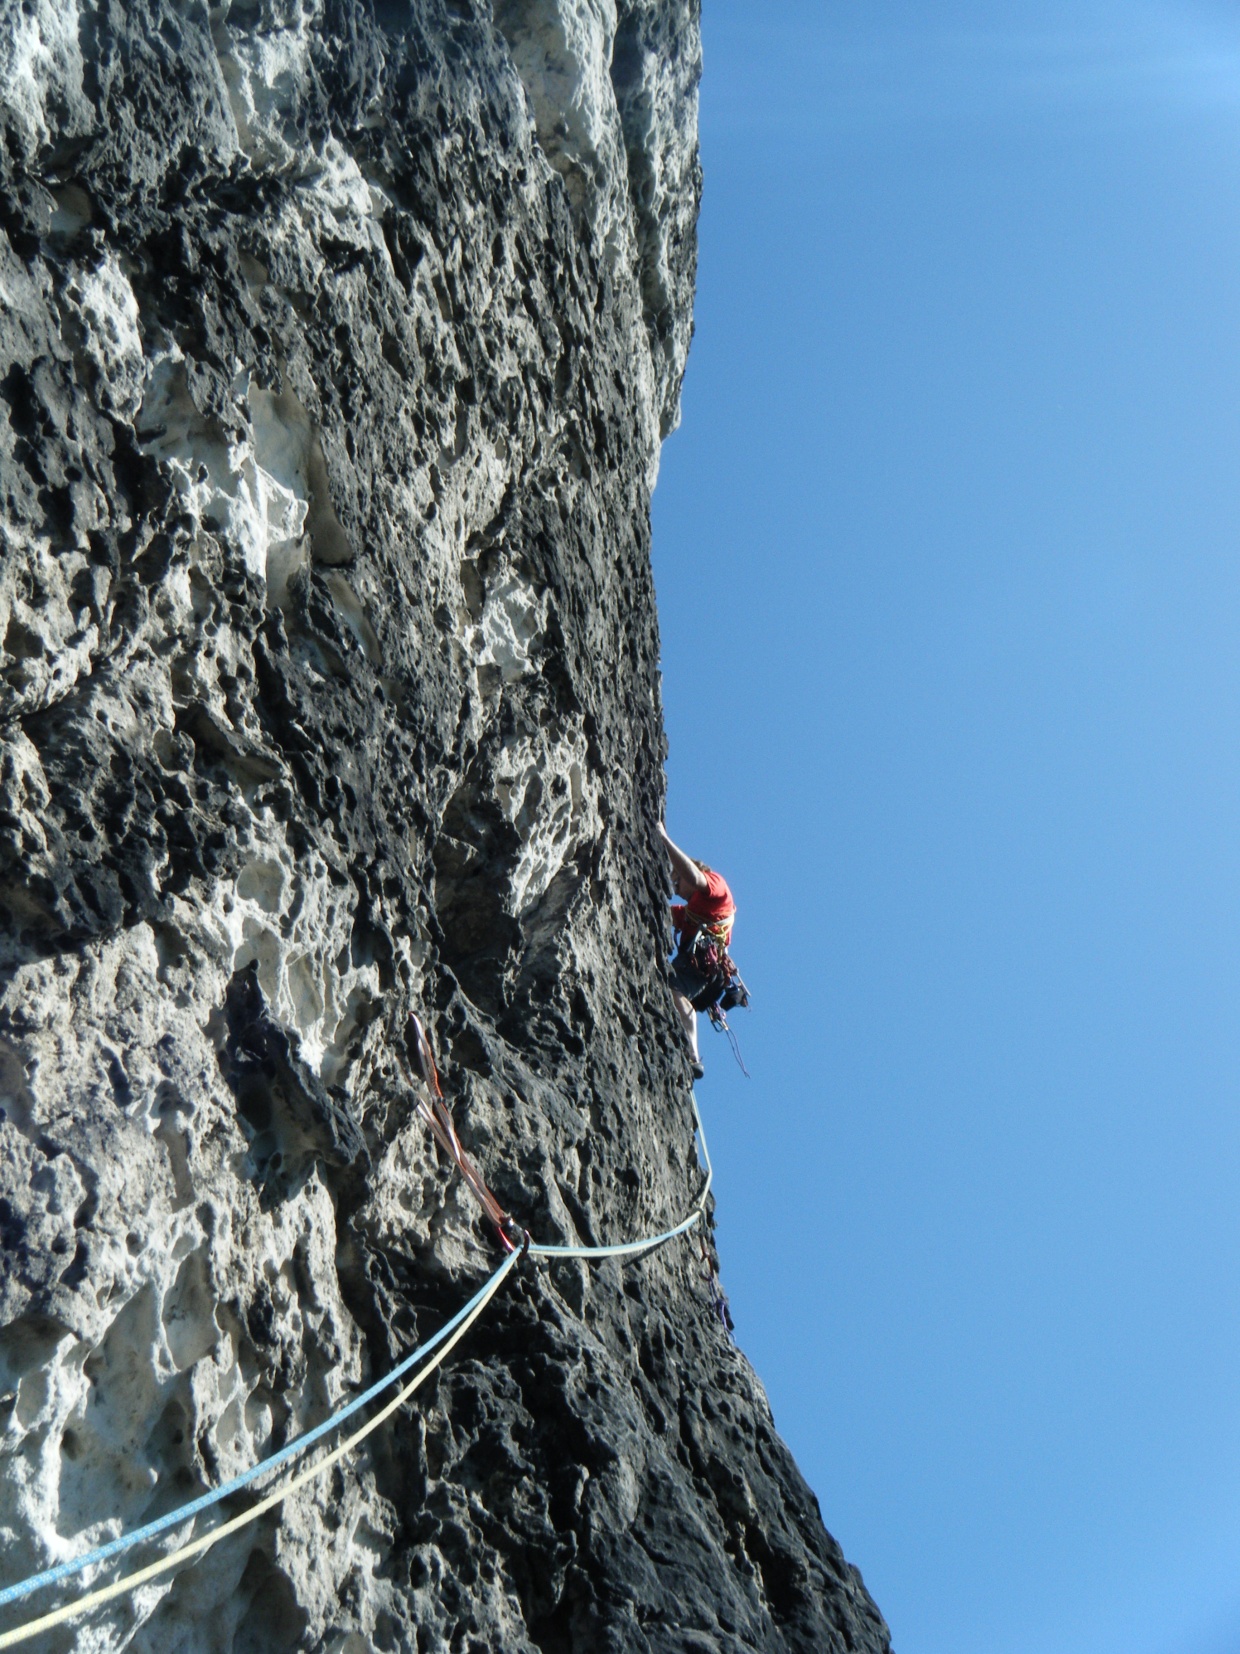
0 3 892 1650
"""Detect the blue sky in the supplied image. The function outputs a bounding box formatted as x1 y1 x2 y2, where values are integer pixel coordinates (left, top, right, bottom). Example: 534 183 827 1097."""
650 4 1240 1651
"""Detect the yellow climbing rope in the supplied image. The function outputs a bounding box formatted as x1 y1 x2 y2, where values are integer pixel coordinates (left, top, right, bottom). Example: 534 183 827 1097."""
0 1021 718 1648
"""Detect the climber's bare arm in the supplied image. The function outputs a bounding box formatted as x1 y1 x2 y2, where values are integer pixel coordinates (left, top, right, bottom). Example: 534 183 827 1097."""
657 822 708 893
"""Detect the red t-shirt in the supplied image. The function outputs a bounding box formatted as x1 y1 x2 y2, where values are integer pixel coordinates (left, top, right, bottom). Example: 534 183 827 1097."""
672 870 735 945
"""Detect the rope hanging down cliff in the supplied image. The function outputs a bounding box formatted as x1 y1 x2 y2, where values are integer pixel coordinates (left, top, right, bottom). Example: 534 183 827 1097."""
408 1012 524 1252
0 1021 718 1650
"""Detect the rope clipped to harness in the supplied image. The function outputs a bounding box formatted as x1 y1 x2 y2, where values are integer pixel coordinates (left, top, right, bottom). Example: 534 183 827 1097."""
408 1014 523 1254
706 1004 751 1078
703 959 752 1078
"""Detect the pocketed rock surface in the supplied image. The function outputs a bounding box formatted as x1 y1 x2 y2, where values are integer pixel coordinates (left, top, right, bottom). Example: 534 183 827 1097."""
0 2 892 1649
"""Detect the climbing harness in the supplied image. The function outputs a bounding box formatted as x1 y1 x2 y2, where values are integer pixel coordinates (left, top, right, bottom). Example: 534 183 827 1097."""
0 1016 720 1648
677 907 749 1016
677 922 752 1077
687 910 735 951
680 912 733 1004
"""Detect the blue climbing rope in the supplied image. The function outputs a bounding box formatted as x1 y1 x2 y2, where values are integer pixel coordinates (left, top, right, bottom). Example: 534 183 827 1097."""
0 1252 520 1611
0 1023 719 1646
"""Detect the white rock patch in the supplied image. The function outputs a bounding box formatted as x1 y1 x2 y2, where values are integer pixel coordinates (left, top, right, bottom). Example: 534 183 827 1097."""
61 254 146 422
476 571 550 685
495 723 603 914
137 357 359 610
215 21 310 169
208 815 382 1083
496 0 631 251
0 0 86 159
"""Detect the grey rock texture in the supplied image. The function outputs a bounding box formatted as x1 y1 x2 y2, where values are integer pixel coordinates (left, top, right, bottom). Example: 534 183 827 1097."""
0 2 892 1650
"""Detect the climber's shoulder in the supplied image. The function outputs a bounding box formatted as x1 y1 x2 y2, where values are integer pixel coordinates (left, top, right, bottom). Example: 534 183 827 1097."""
689 869 734 918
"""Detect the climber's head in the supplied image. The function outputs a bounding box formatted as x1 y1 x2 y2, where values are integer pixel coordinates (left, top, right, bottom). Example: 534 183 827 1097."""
675 859 710 900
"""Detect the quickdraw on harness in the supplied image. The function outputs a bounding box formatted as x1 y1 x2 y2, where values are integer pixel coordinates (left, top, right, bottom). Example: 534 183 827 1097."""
408 1013 527 1254
680 912 752 1077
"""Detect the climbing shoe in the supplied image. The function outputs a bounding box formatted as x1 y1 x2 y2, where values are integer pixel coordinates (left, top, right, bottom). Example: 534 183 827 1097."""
689 1059 705 1081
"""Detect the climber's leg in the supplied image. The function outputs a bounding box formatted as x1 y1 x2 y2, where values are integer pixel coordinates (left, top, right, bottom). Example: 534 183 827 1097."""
668 952 707 1078
671 987 700 1060
670 986 705 1079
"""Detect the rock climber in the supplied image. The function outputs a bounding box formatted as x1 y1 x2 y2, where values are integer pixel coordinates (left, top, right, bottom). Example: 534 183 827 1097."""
658 821 738 1081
